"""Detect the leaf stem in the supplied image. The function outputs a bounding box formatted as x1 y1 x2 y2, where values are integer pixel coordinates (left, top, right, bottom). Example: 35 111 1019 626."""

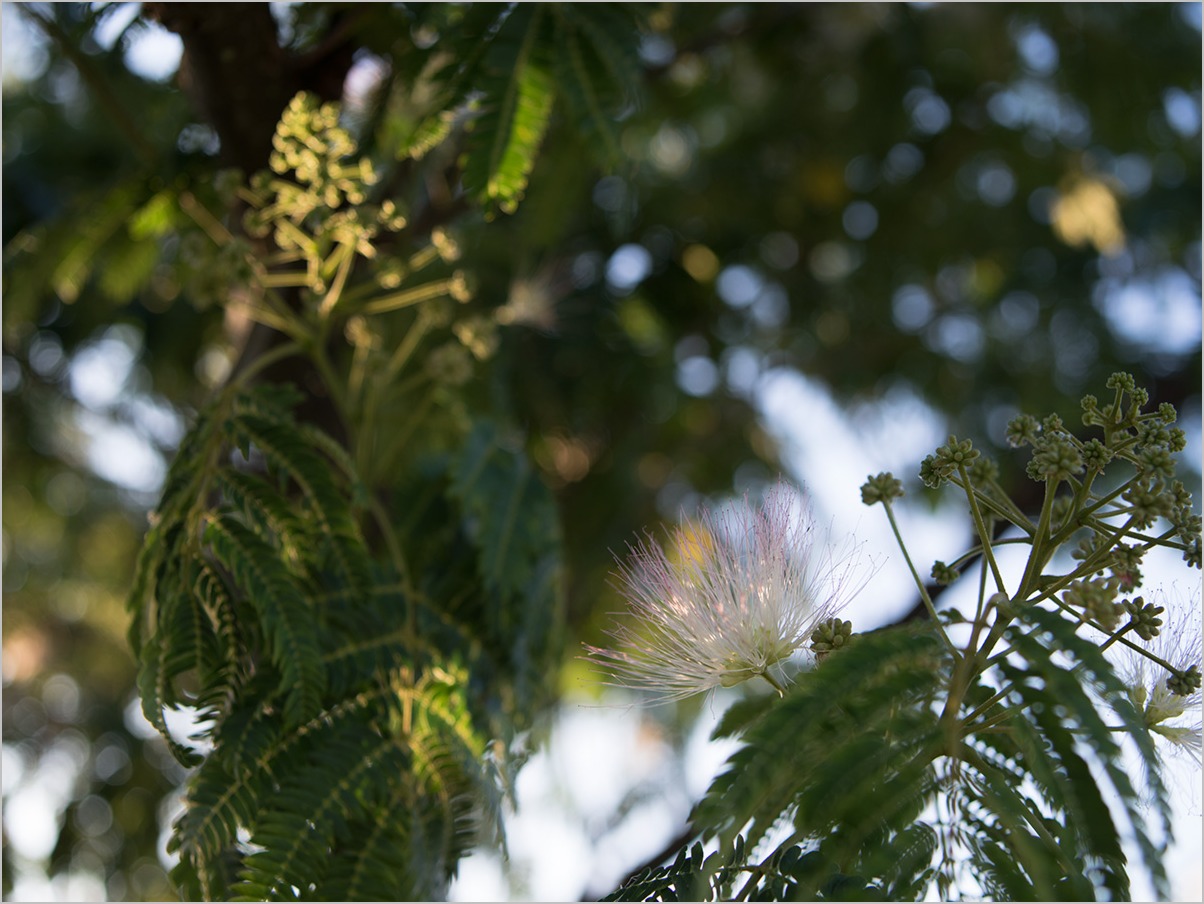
1016 477 1057 603
759 670 786 697
226 340 303 390
179 191 236 246
958 464 1007 595
881 500 958 658
359 279 458 315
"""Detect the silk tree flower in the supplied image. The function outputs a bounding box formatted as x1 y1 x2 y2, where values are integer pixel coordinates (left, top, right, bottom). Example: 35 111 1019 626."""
1113 587 1202 760
584 483 870 703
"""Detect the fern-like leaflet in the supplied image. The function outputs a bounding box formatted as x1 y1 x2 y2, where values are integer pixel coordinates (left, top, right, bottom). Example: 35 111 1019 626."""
129 384 564 900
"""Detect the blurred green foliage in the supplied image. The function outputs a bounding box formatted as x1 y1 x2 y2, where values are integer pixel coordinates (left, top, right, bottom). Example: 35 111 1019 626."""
2 2 1199 900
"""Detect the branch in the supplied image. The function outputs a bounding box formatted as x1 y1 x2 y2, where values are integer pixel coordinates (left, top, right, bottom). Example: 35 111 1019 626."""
142 2 293 172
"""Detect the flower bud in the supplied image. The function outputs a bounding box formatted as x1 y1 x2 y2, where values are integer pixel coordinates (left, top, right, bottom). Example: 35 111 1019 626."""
809 617 855 660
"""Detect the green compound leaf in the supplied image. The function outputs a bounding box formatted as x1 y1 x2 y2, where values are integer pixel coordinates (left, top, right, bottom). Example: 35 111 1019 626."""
696 625 947 857
459 4 555 214
997 604 1172 900
448 418 565 719
551 3 646 170
203 514 326 730
131 385 557 900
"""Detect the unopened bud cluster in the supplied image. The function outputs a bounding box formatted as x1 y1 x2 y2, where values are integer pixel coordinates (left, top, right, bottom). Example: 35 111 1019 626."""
242 93 406 281
223 92 497 377
931 561 959 586
1166 665 1201 698
860 472 903 505
1064 578 1123 631
862 374 1200 742
1122 596 1164 641
919 436 979 489
809 617 854 659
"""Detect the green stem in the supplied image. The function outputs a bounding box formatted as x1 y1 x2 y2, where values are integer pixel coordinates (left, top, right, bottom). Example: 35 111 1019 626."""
967 548 992 650
949 474 1035 535
358 314 434 477
963 686 1011 726
359 279 457 315
406 243 442 273
759 670 786 697
375 391 435 480
1016 477 1058 602
226 340 303 391
241 303 305 339
1061 479 1133 531
347 342 372 415
319 241 357 318
1098 621 1136 654
260 272 313 288
1107 633 1180 674
948 536 1035 570
881 500 959 658
178 191 235 246
306 341 353 440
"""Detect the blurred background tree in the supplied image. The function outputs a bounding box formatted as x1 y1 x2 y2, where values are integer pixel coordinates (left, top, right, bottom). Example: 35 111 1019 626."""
2 2 1199 900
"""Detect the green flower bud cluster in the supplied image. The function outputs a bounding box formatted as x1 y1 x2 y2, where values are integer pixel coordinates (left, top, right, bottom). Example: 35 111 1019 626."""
431 227 462 263
1006 413 1040 448
425 342 474 386
1081 438 1112 472
1063 578 1122 631
1121 596 1164 641
1078 373 1147 432
931 560 959 586
1026 432 1082 482
447 271 474 303
270 92 373 209
874 373 1198 747
178 233 257 310
967 456 999 484
343 315 379 350
453 315 499 361
920 436 978 489
1166 665 1201 698
1138 444 1177 482
213 167 244 206
1108 543 1144 591
1006 377 1199 575
376 257 409 290
1136 420 1172 449
1071 536 1146 591
240 92 409 295
860 472 903 505
809 617 854 659
1007 376 1185 490
1123 479 1175 530
1182 534 1202 569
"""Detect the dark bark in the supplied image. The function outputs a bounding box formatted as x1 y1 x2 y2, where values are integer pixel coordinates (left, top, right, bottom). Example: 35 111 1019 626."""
143 3 359 171
144 3 292 172
143 3 360 435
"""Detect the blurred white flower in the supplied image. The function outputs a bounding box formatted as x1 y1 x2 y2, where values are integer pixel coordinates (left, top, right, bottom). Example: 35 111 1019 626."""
584 483 870 703
1115 587 1202 760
